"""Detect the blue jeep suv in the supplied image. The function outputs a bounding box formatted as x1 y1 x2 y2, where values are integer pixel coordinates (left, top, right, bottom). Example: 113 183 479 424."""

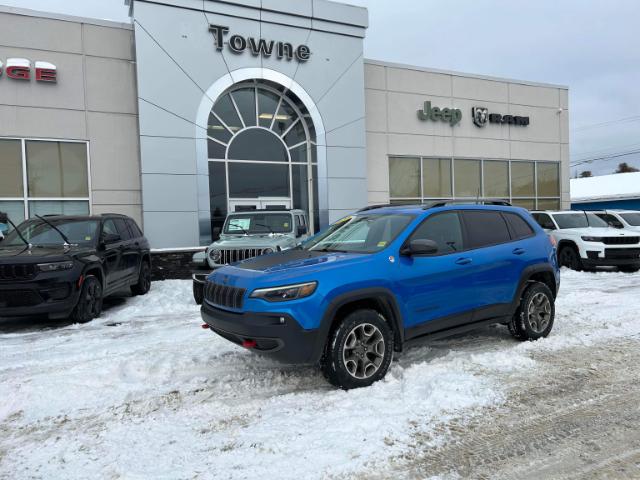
201 202 560 389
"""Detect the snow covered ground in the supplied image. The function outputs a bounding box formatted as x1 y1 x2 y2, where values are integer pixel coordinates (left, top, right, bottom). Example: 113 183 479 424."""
1 270 640 479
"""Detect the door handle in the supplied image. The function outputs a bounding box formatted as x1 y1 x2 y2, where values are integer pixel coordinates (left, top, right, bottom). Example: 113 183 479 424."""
455 257 472 265
512 248 526 255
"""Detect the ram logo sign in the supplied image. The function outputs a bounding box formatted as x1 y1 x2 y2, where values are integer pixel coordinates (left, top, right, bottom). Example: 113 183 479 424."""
0 58 57 82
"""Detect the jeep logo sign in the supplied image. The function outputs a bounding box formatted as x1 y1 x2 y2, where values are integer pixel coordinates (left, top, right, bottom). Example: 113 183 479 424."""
0 58 57 82
209 25 311 62
417 101 462 126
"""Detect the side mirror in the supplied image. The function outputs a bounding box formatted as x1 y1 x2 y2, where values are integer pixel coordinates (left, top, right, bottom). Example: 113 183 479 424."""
0 212 7 224
102 233 121 245
297 225 308 237
400 239 439 256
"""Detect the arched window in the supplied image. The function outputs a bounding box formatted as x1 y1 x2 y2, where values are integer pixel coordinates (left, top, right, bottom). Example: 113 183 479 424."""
207 81 318 238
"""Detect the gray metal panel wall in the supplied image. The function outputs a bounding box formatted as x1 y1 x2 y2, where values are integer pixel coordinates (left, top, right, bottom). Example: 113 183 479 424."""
132 0 369 247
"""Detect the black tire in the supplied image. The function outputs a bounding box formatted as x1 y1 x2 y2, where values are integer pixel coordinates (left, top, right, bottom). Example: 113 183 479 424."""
558 245 584 271
321 309 393 390
619 265 640 273
131 261 151 296
508 282 555 341
193 281 204 305
71 275 103 323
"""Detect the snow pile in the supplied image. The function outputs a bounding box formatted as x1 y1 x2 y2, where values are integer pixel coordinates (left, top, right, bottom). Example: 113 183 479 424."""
1 270 640 478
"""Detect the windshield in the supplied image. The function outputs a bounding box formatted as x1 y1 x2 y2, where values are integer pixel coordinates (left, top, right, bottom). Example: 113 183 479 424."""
304 214 414 254
223 213 293 234
620 213 640 226
2 219 100 247
552 212 609 229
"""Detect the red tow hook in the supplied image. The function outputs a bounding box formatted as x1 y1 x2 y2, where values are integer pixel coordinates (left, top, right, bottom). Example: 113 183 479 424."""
242 340 257 349
201 323 210 329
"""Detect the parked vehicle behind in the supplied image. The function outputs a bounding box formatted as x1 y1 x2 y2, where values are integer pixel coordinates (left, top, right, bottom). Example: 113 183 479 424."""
0 212 151 323
200 202 559 389
532 210 640 272
592 210 640 233
192 209 310 304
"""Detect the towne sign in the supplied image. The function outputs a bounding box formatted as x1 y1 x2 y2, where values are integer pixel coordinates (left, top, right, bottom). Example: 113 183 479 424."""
209 24 311 62
417 101 530 127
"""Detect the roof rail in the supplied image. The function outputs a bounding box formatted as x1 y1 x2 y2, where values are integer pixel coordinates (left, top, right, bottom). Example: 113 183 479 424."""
423 200 512 209
100 213 128 217
357 203 395 212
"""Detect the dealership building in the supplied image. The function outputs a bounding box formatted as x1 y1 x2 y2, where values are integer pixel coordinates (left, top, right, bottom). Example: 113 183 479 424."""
0 0 570 249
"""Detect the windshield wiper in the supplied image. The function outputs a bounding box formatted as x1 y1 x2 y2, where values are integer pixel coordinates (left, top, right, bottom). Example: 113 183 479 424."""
227 221 249 235
254 223 275 234
35 215 72 247
0 211 30 248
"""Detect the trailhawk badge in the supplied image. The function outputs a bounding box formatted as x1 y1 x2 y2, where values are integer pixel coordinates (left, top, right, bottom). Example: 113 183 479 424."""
472 106 489 127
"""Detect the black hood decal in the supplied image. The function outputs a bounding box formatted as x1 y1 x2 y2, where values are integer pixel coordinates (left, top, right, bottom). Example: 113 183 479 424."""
235 249 325 271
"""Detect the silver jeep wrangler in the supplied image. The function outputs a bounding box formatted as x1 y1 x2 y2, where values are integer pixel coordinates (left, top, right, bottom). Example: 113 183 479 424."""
192 209 310 304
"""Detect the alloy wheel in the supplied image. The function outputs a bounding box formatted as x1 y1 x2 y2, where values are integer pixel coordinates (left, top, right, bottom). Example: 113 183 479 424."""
527 292 551 333
342 323 385 379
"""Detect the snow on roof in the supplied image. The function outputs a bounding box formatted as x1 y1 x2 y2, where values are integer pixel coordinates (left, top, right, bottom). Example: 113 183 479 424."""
571 171 640 203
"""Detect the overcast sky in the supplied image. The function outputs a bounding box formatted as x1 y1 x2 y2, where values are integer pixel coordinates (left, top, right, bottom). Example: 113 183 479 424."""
5 0 640 176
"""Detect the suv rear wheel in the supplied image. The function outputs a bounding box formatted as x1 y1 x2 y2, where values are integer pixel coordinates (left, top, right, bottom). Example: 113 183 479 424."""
131 261 151 296
71 275 103 323
321 309 393 390
508 282 555 341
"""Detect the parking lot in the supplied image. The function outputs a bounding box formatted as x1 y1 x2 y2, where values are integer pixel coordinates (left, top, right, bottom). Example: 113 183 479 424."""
1 269 640 479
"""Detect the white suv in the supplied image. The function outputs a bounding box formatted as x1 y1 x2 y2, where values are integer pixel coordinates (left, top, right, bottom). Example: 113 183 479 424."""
531 211 640 272
592 210 640 233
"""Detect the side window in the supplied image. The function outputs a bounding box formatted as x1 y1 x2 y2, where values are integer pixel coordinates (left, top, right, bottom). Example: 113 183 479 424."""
114 218 132 241
409 211 464 255
504 212 535 240
462 211 511 249
127 219 143 238
294 215 302 229
596 213 623 229
102 219 118 237
533 213 555 230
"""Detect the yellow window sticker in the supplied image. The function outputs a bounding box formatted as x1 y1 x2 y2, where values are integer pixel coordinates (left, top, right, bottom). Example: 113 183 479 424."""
283 222 289 228
377 241 387 247
85 236 92 241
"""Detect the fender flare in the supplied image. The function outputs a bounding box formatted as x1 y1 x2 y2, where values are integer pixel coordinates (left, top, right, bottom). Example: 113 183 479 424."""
509 264 558 314
309 287 405 363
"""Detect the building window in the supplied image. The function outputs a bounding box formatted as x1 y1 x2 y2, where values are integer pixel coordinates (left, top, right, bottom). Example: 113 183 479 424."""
389 156 560 210
454 159 481 197
422 158 452 197
207 80 319 237
0 138 90 227
389 157 420 198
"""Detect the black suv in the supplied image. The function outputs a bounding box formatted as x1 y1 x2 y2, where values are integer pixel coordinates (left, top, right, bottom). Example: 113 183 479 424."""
0 212 151 323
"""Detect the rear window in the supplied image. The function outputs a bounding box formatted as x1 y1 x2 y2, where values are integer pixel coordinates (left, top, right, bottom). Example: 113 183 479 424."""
462 210 511 249
504 212 535 239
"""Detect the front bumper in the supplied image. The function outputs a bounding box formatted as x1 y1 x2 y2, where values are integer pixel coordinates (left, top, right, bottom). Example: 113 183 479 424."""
0 280 81 319
583 248 640 267
201 301 321 365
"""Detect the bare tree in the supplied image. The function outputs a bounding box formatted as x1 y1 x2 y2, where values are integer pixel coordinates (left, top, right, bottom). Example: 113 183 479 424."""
615 162 639 174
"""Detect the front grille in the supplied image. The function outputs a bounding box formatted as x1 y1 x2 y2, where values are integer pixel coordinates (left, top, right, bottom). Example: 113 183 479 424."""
0 264 37 281
602 237 639 245
604 248 640 259
204 282 246 309
0 290 43 307
217 249 266 265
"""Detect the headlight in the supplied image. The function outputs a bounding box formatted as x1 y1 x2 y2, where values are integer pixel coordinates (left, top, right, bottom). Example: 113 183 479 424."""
250 281 317 302
210 249 222 263
581 236 603 242
262 247 274 255
37 261 74 272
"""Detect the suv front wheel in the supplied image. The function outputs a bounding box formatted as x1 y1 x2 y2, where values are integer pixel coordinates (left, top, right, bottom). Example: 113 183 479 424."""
508 282 555 341
321 309 393 390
